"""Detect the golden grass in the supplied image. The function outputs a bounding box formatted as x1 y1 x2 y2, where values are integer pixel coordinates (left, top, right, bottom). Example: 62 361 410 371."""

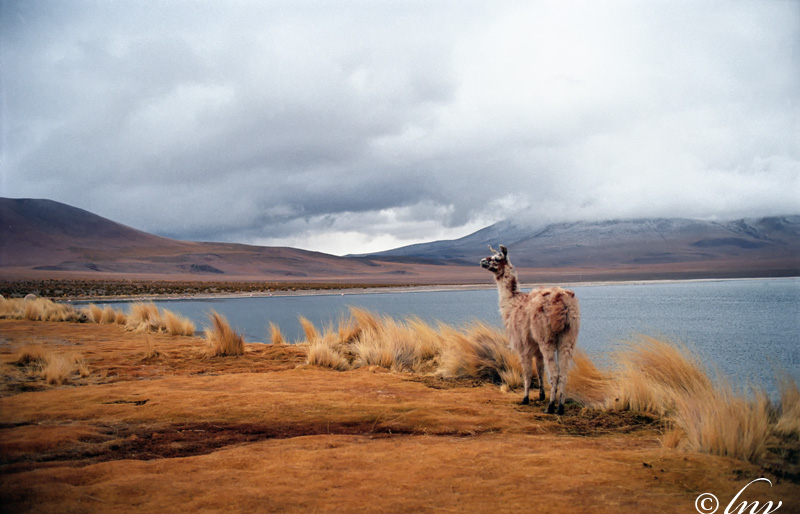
566 350 612 407
293 313 795 464
11 297 84 323
142 335 164 361
41 353 74 385
298 316 320 344
269 322 285 345
774 374 800 438
562 335 791 463
204 311 244 357
125 302 163 333
306 341 351 371
668 382 772 462
124 302 194 336
13 343 48 367
162 309 196 336
21 349 90 386
606 337 714 415
298 308 521 387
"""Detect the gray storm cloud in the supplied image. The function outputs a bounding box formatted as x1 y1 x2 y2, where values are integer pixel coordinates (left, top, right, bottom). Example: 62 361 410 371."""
2 0 798 255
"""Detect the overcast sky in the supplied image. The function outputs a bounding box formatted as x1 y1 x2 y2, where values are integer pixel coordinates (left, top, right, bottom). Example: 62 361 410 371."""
2 1 799 255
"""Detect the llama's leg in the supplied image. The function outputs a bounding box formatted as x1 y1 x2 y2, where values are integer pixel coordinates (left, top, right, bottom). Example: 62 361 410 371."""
555 346 574 415
533 349 546 401
519 347 533 405
543 344 560 414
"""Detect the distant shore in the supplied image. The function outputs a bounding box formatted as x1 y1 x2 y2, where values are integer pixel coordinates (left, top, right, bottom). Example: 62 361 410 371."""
2 275 796 303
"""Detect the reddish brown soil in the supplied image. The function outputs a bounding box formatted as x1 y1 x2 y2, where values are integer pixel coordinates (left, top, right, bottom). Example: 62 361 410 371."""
1 319 797 513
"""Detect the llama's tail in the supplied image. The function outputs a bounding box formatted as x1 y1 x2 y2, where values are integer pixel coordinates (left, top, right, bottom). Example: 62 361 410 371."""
547 290 575 334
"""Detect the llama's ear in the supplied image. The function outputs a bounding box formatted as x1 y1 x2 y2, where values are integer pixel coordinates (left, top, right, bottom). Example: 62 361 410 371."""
499 244 508 257
488 245 498 255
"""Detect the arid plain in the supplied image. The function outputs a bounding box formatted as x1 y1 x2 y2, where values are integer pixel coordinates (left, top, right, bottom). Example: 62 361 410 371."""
1 308 798 513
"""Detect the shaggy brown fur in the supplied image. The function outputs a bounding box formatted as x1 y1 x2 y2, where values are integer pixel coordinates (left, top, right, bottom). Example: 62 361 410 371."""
481 245 580 414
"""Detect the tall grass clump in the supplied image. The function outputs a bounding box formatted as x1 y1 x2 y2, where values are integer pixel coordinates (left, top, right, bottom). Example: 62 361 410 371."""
607 337 714 415
13 345 90 386
773 374 800 438
437 322 521 387
123 303 193 335
125 302 163 333
13 344 48 367
566 335 785 463
298 308 523 389
667 381 773 462
141 335 164 361
269 322 285 345
204 310 244 357
162 309 196 336
10 297 81 323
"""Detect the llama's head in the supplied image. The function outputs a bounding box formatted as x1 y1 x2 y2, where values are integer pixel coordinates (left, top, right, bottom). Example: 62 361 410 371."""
480 244 510 274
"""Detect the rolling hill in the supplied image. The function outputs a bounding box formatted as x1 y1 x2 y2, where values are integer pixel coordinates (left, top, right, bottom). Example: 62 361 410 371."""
1 197 798 283
0 197 468 283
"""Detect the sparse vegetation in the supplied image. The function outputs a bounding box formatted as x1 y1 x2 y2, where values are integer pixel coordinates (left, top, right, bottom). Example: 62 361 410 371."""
0 279 417 299
565 335 795 463
142 335 164 361
301 307 523 386
295 311 798 464
12 344 90 386
2 292 796 470
1 297 195 338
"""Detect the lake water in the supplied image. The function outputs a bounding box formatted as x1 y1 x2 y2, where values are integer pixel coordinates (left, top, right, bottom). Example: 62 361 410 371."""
97 278 799 395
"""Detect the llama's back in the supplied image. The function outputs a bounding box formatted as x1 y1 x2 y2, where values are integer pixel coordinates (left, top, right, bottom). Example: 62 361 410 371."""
546 287 580 335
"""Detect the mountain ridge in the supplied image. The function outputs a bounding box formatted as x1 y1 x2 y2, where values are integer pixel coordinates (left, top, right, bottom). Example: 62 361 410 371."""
356 215 800 270
1 197 798 283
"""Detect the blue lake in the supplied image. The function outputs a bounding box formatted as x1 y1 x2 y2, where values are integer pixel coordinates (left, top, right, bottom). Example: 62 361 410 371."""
97 278 799 395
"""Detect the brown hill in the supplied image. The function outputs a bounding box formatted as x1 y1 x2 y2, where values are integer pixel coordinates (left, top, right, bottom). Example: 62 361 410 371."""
0 198 486 284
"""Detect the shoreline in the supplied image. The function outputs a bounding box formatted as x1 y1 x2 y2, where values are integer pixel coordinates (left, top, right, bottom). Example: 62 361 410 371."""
23 275 797 304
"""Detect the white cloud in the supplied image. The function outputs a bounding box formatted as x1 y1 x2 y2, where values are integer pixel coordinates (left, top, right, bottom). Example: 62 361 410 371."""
1 0 798 254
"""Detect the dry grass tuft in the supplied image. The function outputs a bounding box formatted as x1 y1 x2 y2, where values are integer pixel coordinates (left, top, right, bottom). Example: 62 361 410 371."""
568 336 781 463
41 353 75 385
13 343 90 385
306 341 351 371
162 309 196 336
100 305 119 324
774 374 800 438
269 322 285 345
38 352 89 385
142 335 164 361
126 302 163 333
13 343 48 367
85 304 104 323
204 311 244 357
298 316 320 344
606 337 714 415
297 308 521 388
566 350 613 408
668 382 772 462
437 322 520 386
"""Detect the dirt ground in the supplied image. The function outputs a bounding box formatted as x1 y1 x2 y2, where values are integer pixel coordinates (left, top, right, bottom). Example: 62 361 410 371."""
0 319 797 513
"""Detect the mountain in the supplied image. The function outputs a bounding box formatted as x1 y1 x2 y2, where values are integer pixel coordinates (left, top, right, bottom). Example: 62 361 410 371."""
358 216 800 278
1 197 798 283
0 197 478 283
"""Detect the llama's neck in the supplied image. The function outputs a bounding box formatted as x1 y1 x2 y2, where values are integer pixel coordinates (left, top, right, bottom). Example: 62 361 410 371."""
494 266 520 303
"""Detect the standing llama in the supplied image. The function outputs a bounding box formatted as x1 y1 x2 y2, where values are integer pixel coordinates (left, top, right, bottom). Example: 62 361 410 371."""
481 245 580 415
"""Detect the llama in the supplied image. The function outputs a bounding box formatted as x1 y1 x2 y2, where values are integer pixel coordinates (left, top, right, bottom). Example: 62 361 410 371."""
480 244 580 414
